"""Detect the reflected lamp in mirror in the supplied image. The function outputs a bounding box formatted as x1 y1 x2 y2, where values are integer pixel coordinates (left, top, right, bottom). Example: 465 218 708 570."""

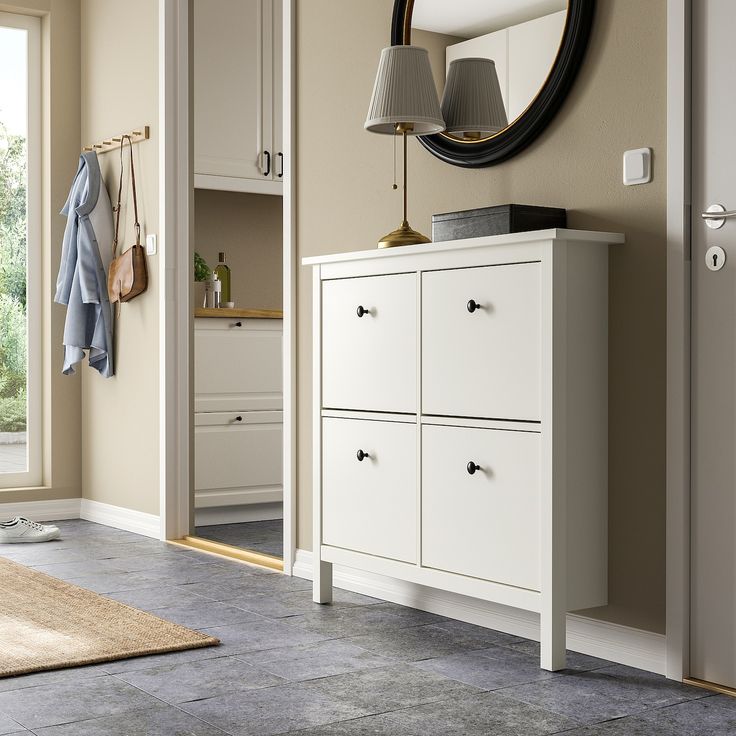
441 58 508 140
365 45 445 248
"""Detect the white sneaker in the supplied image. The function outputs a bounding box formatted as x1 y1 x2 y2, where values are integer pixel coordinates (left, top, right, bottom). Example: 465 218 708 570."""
0 517 61 543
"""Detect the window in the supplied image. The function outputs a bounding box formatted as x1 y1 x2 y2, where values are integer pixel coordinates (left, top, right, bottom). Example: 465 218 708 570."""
0 12 41 488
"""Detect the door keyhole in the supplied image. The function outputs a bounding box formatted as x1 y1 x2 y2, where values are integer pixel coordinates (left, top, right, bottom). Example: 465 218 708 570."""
706 245 726 271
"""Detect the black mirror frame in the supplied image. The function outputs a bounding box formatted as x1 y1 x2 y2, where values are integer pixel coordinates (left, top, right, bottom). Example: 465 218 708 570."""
391 0 596 168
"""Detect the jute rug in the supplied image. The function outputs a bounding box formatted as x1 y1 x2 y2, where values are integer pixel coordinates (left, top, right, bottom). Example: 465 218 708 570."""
0 556 219 678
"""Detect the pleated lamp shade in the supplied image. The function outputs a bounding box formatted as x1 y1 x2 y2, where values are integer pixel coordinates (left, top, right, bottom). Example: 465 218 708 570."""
441 57 508 138
365 46 445 135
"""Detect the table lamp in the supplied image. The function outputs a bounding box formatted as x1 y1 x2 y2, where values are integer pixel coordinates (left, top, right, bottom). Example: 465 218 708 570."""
365 45 445 248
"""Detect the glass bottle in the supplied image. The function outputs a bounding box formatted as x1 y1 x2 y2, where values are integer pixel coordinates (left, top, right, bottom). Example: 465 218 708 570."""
214 252 231 304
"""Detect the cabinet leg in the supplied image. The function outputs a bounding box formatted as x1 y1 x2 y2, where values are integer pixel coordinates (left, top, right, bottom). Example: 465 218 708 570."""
540 607 567 671
313 559 333 604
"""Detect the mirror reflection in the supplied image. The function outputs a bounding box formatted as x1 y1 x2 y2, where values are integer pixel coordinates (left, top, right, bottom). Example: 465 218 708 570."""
411 0 568 141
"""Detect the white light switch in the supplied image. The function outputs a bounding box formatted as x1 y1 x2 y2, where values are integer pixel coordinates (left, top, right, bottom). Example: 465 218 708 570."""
146 233 157 255
623 148 652 186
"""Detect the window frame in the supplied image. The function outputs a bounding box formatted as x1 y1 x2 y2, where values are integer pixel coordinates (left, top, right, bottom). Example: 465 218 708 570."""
0 11 42 488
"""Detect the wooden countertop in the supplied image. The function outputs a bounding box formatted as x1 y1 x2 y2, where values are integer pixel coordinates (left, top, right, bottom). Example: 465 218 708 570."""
194 307 283 319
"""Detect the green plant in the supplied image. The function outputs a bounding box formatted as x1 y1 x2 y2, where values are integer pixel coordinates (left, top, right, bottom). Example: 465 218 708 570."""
0 391 26 433
194 251 210 282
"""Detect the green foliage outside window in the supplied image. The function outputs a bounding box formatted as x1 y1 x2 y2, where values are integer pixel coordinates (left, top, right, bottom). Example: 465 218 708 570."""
0 123 28 433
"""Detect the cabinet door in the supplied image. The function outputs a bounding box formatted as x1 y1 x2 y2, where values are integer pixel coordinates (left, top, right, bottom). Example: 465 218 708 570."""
422 263 541 421
322 274 416 413
322 417 416 563
194 411 282 507
422 424 541 590
194 320 282 412
194 0 270 182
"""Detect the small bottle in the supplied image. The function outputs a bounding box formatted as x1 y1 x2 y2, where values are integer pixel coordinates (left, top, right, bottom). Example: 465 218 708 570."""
212 272 222 308
214 252 231 304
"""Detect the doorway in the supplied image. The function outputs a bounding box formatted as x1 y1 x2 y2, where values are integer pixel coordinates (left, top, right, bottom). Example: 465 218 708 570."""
159 0 296 574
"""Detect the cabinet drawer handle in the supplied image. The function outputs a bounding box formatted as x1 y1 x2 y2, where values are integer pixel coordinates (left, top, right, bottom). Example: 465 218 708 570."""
235 416 243 422
230 321 243 328
356 449 370 462
356 305 372 318
466 299 483 313
467 461 481 475
277 152 284 178
263 150 271 177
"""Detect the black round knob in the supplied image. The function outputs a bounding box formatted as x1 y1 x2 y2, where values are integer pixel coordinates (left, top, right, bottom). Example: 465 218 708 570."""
467 461 481 475
233 321 242 327
356 305 370 318
357 449 370 462
467 299 481 313
235 416 243 422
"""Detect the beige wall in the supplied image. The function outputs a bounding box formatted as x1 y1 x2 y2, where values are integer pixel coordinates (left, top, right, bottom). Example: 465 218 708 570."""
0 0 82 505
297 0 667 633
194 190 283 311
80 0 160 516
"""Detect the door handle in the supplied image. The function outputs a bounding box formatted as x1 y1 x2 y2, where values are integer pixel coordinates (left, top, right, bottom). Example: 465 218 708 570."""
277 152 284 178
702 203 736 229
263 150 271 177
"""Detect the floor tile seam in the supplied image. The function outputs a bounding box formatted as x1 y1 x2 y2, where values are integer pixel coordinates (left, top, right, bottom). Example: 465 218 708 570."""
0 672 111 697
22 705 182 736
484 685 673 727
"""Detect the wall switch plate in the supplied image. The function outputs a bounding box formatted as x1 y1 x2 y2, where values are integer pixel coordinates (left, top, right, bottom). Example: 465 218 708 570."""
623 148 652 185
146 233 157 255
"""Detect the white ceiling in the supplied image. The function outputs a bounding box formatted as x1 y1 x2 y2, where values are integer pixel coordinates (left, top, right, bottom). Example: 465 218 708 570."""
411 0 567 38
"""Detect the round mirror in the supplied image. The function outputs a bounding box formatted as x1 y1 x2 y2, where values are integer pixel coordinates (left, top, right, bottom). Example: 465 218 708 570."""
391 0 595 167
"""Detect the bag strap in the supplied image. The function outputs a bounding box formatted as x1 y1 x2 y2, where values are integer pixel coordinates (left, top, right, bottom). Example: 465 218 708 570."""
112 135 141 255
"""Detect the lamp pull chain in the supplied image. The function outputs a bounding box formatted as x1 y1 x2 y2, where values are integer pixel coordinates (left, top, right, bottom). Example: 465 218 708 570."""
392 127 398 190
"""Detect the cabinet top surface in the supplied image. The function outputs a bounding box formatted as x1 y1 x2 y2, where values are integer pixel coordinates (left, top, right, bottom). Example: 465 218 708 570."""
194 307 283 320
301 228 624 267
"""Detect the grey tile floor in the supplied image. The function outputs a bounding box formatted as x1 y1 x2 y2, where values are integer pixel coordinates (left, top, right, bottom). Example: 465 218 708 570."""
0 519 733 735
195 520 283 558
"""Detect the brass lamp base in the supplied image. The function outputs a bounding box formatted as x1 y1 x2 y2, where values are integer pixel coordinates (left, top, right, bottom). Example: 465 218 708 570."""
377 220 431 249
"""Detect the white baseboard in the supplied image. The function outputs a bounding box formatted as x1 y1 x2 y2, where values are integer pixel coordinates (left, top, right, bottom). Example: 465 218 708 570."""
79 499 160 539
293 549 666 676
0 497 81 522
195 502 283 527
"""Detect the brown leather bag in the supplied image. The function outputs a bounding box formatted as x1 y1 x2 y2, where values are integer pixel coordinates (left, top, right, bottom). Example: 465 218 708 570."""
108 135 148 303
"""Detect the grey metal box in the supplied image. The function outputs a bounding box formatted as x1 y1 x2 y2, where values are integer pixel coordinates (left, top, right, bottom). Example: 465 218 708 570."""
432 204 567 243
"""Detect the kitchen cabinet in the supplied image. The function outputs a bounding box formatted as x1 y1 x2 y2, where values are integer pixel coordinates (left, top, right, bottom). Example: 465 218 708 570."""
194 0 283 195
194 315 283 518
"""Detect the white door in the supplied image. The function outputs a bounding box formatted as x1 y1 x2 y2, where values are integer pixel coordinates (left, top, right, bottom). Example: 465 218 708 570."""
690 0 736 689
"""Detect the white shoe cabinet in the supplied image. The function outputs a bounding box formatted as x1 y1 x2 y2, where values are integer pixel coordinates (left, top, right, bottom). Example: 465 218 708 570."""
304 229 623 670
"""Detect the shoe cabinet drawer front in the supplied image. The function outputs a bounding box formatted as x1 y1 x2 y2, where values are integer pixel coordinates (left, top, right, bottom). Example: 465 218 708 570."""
422 263 541 421
194 411 283 492
422 423 541 591
322 274 416 413
322 417 417 564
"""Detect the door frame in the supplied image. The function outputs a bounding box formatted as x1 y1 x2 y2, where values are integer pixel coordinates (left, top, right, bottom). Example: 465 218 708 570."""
158 0 297 574
665 0 691 681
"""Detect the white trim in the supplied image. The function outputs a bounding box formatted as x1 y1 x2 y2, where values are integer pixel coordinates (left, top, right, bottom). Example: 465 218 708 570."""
79 499 160 539
0 11 42 489
195 501 282 526
159 0 192 541
293 549 666 675
281 0 296 578
665 0 691 682
0 497 80 522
